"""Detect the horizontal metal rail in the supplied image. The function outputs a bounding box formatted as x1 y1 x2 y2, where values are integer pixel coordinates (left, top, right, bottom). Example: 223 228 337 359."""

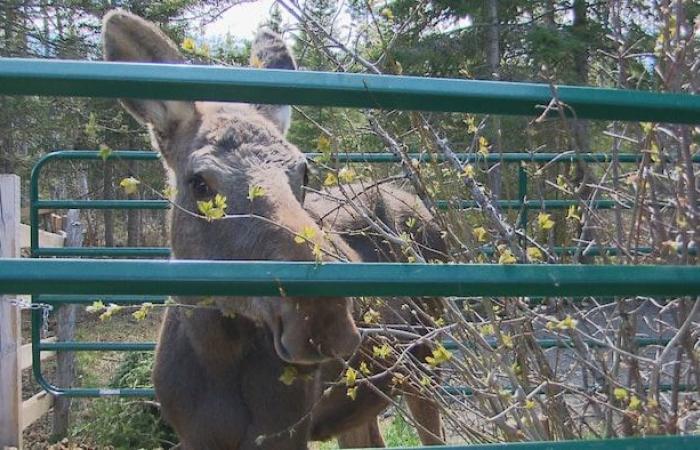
40 341 156 352
35 199 169 210
36 294 167 305
33 247 171 257
35 244 696 259
33 198 630 211
33 149 700 165
2 59 699 123
441 199 626 209
443 336 671 350
4 260 700 297
443 384 696 396
440 436 700 450
306 152 700 164
41 337 671 353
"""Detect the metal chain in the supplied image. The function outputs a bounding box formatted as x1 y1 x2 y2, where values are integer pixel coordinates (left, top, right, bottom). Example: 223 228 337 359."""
8 297 52 311
8 297 54 337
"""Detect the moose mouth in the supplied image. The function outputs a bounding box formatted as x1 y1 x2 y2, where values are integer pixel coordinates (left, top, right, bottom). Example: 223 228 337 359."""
271 318 329 365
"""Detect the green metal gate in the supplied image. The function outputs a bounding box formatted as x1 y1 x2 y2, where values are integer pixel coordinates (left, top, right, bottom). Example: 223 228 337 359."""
26 148 700 400
1 56 700 449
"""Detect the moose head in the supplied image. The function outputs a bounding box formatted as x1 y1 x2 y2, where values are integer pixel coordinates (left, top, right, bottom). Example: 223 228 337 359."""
102 10 360 364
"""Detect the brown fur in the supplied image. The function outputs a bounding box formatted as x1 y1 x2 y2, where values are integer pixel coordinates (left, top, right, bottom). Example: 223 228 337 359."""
102 11 361 449
306 184 447 446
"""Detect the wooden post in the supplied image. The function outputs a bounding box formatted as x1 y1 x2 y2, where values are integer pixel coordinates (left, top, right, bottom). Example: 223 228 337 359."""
0 174 22 448
52 209 82 439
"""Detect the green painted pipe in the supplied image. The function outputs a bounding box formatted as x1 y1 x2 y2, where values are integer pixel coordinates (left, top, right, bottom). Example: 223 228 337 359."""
40 342 156 352
305 152 700 164
442 337 671 350
4 260 700 298
35 199 170 210
2 59 699 123
33 247 171 257
36 294 167 304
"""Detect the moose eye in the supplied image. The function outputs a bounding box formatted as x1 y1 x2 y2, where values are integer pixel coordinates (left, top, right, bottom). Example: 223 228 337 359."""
189 174 214 199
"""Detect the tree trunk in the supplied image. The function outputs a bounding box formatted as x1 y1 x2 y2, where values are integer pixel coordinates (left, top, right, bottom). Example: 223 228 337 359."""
103 161 114 247
571 0 594 263
126 160 140 247
485 0 503 199
52 209 82 440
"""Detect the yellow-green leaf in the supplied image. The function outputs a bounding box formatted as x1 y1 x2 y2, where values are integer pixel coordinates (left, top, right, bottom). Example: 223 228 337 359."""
323 172 338 186
338 166 356 184
247 185 266 201
86 300 106 314
462 164 475 178
119 177 140 195
279 366 298 386
372 343 391 359
346 386 358 400
628 395 641 410
556 175 567 190
344 367 358 386
472 226 487 242
197 194 227 222
99 303 123 321
566 205 581 222
363 308 381 324
650 141 661 163
614 387 628 401
359 361 371 376
478 136 490 156
502 334 514 349
425 343 452 368
498 249 517 264
537 212 555 230
163 186 176 199
558 315 578 330
480 323 495 336
98 144 112 162
465 115 478 134
294 225 317 244
312 243 323 262
132 302 153 321
317 134 331 153
527 247 543 262
181 37 196 52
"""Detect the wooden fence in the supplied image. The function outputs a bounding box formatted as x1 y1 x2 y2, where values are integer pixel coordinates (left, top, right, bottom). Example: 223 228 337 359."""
1 174 70 450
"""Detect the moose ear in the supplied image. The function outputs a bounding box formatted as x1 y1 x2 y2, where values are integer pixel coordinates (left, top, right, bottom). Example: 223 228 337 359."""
250 28 297 135
102 9 195 134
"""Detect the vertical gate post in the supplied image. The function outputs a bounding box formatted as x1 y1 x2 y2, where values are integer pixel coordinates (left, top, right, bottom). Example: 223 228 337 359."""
52 209 82 439
0 174 22 448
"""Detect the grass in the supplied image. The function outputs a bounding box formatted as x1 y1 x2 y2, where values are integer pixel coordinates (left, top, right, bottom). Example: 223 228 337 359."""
311 412 421 449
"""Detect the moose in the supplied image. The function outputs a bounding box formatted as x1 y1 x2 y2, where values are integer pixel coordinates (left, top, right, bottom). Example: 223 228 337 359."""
102 10 445 449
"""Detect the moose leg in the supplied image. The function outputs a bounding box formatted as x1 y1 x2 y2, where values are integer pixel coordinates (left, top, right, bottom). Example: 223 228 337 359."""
336 418 385 448
405 394 445 445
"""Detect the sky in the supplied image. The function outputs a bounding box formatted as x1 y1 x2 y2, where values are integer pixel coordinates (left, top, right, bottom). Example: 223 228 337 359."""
204 1 293 40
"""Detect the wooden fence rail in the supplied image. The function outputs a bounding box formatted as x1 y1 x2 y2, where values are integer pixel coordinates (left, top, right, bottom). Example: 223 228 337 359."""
1 174 67 449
